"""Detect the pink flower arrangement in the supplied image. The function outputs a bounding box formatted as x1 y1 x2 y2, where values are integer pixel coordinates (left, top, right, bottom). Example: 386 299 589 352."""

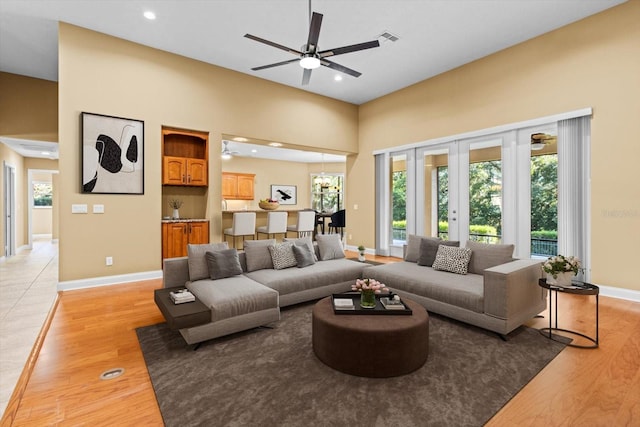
352 278 388 294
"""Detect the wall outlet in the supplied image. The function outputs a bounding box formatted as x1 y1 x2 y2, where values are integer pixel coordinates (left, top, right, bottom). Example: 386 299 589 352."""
105 256 113 266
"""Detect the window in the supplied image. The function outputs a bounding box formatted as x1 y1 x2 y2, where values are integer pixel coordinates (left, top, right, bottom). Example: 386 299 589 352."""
310 174 343 213
33 181 53 207
530 152 558 256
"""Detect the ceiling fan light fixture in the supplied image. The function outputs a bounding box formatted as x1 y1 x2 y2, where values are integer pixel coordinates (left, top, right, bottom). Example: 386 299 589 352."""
299 55 320 69
530 143 545 151
221 152 232 160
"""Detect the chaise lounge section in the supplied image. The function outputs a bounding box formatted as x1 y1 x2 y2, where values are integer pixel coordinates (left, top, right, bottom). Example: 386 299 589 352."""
162 235 368 345
363 236 547 336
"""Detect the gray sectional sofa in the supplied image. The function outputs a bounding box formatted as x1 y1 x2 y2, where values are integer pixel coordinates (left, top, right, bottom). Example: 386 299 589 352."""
363 236 547 336
161 233 547 345
162 235 367 345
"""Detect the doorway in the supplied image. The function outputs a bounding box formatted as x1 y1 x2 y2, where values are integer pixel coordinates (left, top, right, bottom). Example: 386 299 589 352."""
3 162 16 258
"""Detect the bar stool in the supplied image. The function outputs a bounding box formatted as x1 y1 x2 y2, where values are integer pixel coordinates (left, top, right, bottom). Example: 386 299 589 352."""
223 212 256 248
287 210 316 238
256 211 288 240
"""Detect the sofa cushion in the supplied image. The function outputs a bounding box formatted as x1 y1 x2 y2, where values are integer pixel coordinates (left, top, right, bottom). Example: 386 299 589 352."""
187 276 278 323
292 244 316 268
465 241 515 274
243 239 276 272
245 259 363 296
418 239 459 267
205 248 242 280
432 245 472 275
284 236 318 261
268 242 297 270
363 262 484 313
405 234 441 263
316 234 345 261
187 242 229 281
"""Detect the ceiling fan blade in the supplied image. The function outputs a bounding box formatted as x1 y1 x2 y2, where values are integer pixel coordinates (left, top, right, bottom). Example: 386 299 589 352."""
319 40 380 58
321 59 361 78
251 58 300 71
301 68 312 85
306 12 323 52
244 34 302 56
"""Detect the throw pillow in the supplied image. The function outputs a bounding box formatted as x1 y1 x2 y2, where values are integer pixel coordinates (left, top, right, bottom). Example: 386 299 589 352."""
283 236 318 261
187 242 229 281
417 239 459 267
405 234 441 263
243 239 276 272
292 244 316 268
465 241 515 274
432 245 472 275
315 234 345 261
268 242 298 270
205 249 243 280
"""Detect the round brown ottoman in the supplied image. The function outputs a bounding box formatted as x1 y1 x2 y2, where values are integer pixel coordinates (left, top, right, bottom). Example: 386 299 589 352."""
312 296 429 377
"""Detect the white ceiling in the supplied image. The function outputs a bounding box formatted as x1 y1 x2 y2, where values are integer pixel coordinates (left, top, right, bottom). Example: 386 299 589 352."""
221 140 345 163
0 0 625 161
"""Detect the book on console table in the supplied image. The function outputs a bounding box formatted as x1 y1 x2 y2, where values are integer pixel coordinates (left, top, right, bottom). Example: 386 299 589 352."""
170 289 195 304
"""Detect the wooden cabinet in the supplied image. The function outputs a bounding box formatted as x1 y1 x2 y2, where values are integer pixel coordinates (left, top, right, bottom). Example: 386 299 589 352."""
222 172 255 200
162 221 209 259
162 128 208 186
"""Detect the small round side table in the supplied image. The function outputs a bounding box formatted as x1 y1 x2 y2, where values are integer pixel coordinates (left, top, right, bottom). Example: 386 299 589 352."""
538 278 599 349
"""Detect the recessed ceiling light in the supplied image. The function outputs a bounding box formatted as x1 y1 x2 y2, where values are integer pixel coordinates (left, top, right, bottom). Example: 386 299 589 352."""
143 11 156 20
269 142 283 147
41 151 51 155
233 137 248 142
334 75 343 82
251 149 257 153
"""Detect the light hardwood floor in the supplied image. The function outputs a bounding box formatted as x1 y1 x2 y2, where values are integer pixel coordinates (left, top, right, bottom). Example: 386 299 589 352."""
2 254 639 426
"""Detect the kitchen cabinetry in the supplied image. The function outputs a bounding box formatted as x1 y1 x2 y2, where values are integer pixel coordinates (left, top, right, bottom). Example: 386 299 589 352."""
162 128 208 186
222 172 255 200
162 221 209 259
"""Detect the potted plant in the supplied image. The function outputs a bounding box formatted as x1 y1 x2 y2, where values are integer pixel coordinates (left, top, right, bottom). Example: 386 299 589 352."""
357 245 366 262
542 254 581 287
169 199 183 219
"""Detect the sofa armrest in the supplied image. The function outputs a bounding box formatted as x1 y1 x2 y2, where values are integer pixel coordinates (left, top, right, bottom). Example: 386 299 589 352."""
162 257 190 289
483 259 545 320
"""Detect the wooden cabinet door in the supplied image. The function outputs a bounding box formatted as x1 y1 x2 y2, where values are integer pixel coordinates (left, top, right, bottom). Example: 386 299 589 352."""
163 222 188 258
221 173 238 198
163 156 186 185
187 159 207 186
236 175 255 200
188 222 209 245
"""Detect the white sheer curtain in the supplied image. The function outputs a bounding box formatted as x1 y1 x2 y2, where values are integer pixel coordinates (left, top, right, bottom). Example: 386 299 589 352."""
375 152 390 256
557 116 591 281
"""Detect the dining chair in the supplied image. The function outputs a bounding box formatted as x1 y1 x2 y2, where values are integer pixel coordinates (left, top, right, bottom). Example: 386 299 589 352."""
256 211 288 240
287 210 316 238
328 209 346 238
223 212 256 248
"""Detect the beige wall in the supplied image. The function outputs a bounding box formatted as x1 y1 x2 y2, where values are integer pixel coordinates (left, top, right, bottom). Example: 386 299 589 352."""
58 23 358 281
353 1 640 291
0 72 58 142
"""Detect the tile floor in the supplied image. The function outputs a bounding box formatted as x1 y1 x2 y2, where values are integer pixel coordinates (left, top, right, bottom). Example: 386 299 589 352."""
0 236 58 418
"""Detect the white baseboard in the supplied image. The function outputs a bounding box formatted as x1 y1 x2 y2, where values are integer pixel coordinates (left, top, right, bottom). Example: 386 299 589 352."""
597 283 640 302
344 245 375 255
58 270 163 292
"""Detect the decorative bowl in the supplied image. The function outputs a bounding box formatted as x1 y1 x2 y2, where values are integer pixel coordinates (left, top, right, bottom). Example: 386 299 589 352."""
259 201 280 210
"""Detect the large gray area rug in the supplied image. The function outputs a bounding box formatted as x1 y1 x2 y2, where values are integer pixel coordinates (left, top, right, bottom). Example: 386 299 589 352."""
137 302 566 427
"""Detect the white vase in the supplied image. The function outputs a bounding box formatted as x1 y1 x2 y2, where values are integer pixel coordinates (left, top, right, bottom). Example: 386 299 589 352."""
547 271 574 287
172 209 180 219
358 253 366 262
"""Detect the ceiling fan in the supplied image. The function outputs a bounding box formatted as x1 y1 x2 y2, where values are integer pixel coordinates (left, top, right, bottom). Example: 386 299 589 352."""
530 133 557 150
244 1 380 85
221 141 240 159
